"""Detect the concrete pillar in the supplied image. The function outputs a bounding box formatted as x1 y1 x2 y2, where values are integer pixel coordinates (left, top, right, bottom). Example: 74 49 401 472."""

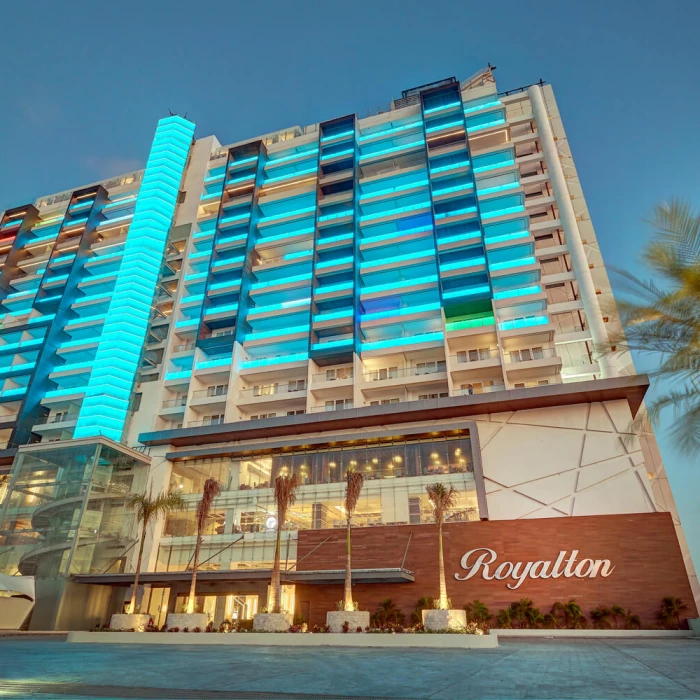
527 85 616 378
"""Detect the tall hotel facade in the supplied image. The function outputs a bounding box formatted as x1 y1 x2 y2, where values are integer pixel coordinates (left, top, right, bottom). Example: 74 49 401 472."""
0 68 697 630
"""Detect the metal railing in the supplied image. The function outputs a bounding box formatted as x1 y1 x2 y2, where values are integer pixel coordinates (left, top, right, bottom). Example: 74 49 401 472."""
504 347 558 364
452 349 499 364
162 397 187 408
34 414 79 425
192 388 229 399
312 370 353 382
172 342 195 353
239 383 306 399
457 384 505 396
364 364 446 382
188 417 225 427
310 402 354 413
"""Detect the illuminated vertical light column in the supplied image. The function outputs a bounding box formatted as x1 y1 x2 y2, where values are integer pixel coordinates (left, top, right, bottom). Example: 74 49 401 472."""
74 116 195 441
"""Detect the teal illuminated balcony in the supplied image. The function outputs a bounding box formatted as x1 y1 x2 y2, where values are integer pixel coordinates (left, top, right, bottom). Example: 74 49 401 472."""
361 331 443 353
359 139 425 163
499 315 549 331
248 298 311 317
359 120 422 143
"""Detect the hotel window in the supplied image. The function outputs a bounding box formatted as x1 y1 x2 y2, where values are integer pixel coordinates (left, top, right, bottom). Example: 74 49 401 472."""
370 398 400 406
253 383 278 397
250 413 276 420
418 392 449 400
368 366 398 381
288 379 306 392
415 361 446 375
286 410 305 416
325 399 352 411
510 347 544 362
207 384 228 396
325 366 352 381
457 348 491 363
203 414 224 425
461 381 494 394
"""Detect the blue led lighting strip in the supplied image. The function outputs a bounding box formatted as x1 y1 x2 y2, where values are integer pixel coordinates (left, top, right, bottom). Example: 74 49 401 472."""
75 116 195 441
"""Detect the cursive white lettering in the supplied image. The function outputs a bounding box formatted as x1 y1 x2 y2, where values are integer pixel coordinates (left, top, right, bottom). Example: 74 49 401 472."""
455 548 615 589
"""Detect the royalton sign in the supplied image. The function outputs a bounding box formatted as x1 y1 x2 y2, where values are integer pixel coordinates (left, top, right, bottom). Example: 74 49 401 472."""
454 548 616 590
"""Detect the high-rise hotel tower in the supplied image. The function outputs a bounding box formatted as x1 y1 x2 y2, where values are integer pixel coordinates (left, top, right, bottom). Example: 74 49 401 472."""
0 68 696 630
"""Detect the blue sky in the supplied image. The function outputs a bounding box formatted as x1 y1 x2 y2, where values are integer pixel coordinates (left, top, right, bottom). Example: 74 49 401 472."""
1 1 698 565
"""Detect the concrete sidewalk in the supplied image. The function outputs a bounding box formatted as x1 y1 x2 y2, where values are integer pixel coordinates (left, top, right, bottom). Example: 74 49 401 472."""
1 636 699 698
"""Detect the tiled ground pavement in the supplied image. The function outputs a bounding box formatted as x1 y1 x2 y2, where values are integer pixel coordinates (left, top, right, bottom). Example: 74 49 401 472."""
0 636 699 699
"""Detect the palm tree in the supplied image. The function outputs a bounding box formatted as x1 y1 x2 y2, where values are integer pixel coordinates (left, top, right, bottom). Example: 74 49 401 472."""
657 596 689 629
412 597 435 625
371 598 404 627
610 604 625 629
604 200 700 453
550 601 565 628
425 482 458 610
496 608 513 628
342 468 364 612
625 610 641 630
267 473 300 613
464 599 491 625
563 600 587 629
590 605 612 629
125 488 185 614
185 478 221 615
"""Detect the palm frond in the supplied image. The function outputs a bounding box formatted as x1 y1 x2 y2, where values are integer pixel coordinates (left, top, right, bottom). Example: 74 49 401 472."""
425 482 458 526
274 473 300 523
600 199 700 455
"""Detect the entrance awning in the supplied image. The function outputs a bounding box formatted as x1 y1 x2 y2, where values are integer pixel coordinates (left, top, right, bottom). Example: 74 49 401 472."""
71 567 415 587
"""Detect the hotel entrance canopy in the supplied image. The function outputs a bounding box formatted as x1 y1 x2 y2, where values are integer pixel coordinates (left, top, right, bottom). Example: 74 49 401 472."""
72 567 415 587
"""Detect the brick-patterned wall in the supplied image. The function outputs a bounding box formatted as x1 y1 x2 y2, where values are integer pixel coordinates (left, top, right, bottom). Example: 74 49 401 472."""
295 512 697 628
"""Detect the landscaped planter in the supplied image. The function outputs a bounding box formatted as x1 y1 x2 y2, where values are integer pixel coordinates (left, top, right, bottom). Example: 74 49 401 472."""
326 610 370 633
422 609 467 631
109 613 151 631
252 612 292 632
165 613 209 631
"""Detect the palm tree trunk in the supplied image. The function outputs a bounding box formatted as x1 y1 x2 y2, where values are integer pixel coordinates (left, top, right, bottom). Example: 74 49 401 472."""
268 522 282 613
186 534 202 615
344 514 353 611
438 523 448 610
129 523 147 614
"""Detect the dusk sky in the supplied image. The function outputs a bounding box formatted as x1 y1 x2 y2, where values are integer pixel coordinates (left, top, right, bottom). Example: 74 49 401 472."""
1 0 698 563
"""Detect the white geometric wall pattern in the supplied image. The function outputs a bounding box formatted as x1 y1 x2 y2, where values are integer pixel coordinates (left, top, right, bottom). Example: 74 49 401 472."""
477 400 656 520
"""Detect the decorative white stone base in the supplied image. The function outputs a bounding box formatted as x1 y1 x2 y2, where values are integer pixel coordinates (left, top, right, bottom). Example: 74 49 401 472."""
422 609 467 631
166 613 209 631
109 613 152 631
689 618 700 637
326 610 370 633
252 612 293 632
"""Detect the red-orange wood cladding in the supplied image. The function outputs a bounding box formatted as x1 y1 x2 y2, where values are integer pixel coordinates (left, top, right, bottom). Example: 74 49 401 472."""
294 512 697 628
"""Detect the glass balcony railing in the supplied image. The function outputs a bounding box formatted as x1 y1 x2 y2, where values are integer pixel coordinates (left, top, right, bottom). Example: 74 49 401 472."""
238 383 306 399
188 417 225 427
457 384 505 396
452 349 500 364
505 347 558 364
162 397 187 408
192 388 229 399
363 364 446 382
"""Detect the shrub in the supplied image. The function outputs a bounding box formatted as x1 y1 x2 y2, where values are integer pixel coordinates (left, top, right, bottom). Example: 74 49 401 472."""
590 606 613 629
464 600 492 626
183 627 189 633
411 597 434 625
235 619 254 632
193 627 201 633
219 620 232 633
342 621 350 633
656 596 689 629
356 626 363 633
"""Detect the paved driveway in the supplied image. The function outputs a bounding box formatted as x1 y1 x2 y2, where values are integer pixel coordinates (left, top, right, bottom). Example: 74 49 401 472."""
0 636 699 699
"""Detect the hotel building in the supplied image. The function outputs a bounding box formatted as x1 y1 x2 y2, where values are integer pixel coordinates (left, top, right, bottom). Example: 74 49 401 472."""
0 68 696 630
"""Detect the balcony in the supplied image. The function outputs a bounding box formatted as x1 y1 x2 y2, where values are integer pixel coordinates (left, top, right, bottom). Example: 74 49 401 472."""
188 417 225 428
362 364 448 391
503 347 562 376
310 401 354 413
161 397 187 415
449 349 501 378
33 413 79 431
236 383 307 408
310 369 353 396
456 383 506 396
190 388 229 410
